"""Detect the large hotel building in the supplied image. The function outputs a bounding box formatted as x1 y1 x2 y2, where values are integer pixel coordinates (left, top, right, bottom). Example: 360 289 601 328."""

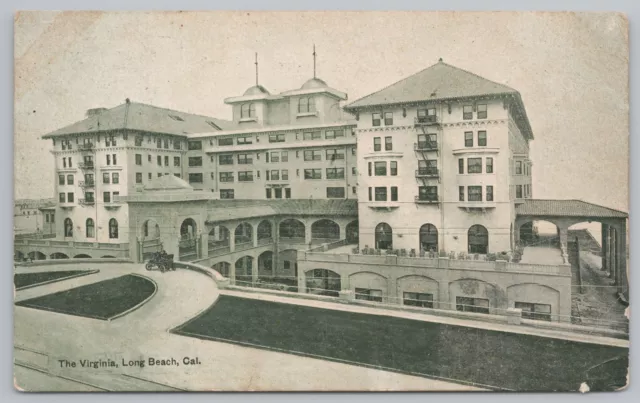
16 59 628 321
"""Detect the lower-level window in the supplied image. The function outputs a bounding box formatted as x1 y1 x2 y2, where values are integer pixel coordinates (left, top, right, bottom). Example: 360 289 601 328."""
189 173 203 183
220 189 234 199
403 292 434 308
456 297 490 314
515 301 552 321
355 288 383 302
326 187 345 198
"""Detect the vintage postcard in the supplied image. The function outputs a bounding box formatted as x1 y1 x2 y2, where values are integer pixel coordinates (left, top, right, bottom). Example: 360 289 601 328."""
13 11 629 392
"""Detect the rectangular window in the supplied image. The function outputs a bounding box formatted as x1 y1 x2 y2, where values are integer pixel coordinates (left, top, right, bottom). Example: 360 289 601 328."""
238 171 254 182
325 130 344 139
418 159 438 175
219 155 233 165
220 189 234 199
174 156 180 167
237 154 253 164
468 186 482 201
65 175 74 185
135 136 143 146
390 161 398 176
281 151 288 162
188 157 203 167
135 154 142 165
326 187 345 198
136 172 142 184
188 173 203 183
303 131 321 141
218 138 233 146
456 297 490 314
173 140 182 150
156 138 162 148
157 156 161 166
237 136 252 145
67 192 74 203
373 137 381 151
464 131 473 147
303 150 322 161
112 172 119 184
368 162 372 176
374 162 387 176
68 157 72 167
59 193 65 203
164 139 169 149
62 158 67 168
103 192 111 203
106 154 111 165
477 104 488 119
385 136 392 151
266 188 272 199
282 169 289 180
304 169 322 179
326 149 345 161
58 175 65 185
403 292 434 308
516 185 523 199
486 185 494 201
515 302 552 321
112 154 117 165
368 187 372 201
352 147 356 156
219 172 234 182
374 187 387 201
355 288 383 302
391 186 398 201
459 186 465 201
103 172 110 184
516 161 523 175
148 155 152 162
326 168 345 179
486 157 494 173
164 156 169 166
478 130 487 146
274 188 283 199
148 173 152 180
270 170 280 180
271 152 280 163
418 186 438 201
458 158 464 174
372 113 381 127
285 188 291 199
268 134 285 143
463 105 473 120
384 112 393 126
468 158 482 174
188 141 202 150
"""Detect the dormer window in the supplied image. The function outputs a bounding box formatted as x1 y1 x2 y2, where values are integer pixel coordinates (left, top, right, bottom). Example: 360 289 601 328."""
298 97 316 114
241 103 256 119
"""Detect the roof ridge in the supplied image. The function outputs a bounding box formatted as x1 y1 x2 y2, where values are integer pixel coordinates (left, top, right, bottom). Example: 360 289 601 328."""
438 61 518 93
128 101 232 124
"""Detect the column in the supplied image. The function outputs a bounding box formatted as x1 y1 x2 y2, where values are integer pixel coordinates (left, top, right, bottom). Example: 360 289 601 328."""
601 224 609 272
252 224 259 248
297 269 306 294
609 227 617 280
229 261 236 286
251 255 259 285
229 229 236 253
558 226 569 263
200 231 209 259
339 223 346 241
614 221 628 294
305 222 312 245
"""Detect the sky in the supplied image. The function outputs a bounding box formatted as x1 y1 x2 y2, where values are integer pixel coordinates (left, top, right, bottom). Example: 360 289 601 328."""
14 11 629 215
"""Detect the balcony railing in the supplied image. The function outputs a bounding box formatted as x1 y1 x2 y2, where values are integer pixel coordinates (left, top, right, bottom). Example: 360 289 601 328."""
414 116 439 125
414 142 438 151
78 162 94 170
79 143 94 151
104 200 122 209
415 167 439 177
78 198 95 205
79 180 95 188
415 195 440 204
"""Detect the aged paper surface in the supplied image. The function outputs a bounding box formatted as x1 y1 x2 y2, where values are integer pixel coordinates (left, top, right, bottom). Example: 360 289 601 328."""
14 11 629 392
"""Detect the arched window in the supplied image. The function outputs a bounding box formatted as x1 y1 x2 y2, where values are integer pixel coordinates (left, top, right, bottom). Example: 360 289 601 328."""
419 224 438 252
468 225 489 254
109 218 119 239
86 218 95 238
298 97 316 114
375 222 393 250
241 103 255 118
64 218 73 237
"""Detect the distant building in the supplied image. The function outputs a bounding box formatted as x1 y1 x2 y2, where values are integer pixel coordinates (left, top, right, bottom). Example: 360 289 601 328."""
14 198 55 235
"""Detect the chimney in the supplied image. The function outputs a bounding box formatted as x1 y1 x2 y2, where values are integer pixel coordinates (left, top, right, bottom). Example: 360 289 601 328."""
85 108 108 118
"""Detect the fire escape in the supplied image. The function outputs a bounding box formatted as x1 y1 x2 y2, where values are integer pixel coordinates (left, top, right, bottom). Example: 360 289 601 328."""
413 114 441 206
78 141 96 206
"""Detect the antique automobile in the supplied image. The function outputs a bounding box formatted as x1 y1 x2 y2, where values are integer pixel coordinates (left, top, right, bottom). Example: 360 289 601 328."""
145 251 175 272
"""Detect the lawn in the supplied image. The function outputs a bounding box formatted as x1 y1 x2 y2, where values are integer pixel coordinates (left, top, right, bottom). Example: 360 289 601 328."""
173 295 628 392
14 270 98 291
15 274 156 320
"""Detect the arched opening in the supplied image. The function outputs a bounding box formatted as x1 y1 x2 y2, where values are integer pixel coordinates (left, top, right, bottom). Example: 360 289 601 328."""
468 225 489 254
311 219 340 243
208 225 230 255
305 269 341 297
258 251 274 278
27 251 46 261
419 224 438 253
109 218 119 239
86 218 95 238
141 219 162 260
101 255 116 258
519 220 559 247
50 252 69 259
234 222 253 249
235 256 254 285
14 251 25 262
346 221 359 244
375 223 393 250
64 218 73 237
179 218 198 261
212 261 231 277
74 254 92 258
257 220 273 244
279 219 305 242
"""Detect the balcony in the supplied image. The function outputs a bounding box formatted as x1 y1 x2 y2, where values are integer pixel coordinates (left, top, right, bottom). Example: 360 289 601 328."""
414 116 440 126
78 162 94 170
79 180 95 188
414 142 438 152
78 198 95 206
104 200 122 209
415 195 440 204
458 200 497 211
79 143 94 151
415 167 439 178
